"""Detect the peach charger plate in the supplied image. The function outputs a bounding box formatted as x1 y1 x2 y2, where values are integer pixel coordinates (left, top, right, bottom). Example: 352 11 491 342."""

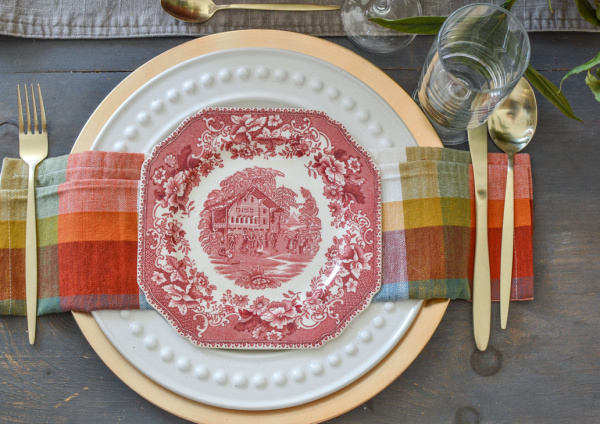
70 30 448 423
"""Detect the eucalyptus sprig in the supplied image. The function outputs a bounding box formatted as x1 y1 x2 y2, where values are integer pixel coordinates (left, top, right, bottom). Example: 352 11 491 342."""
371 0 600 122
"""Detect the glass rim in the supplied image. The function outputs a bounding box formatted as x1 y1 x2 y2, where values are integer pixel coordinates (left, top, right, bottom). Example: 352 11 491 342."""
435 3 531 94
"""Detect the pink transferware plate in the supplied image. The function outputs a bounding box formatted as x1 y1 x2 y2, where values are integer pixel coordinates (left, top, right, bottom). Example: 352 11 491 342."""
137 108 382 349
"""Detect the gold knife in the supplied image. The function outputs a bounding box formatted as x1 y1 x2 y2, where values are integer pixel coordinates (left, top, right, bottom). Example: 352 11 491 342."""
468 124 491 351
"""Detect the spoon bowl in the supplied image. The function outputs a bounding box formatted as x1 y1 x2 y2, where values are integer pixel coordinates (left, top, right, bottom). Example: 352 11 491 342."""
489 78 537 154
487 77 537 330
161 0 340 24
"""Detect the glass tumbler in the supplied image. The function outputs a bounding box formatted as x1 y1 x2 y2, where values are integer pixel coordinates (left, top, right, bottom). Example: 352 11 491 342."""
416 4 530 144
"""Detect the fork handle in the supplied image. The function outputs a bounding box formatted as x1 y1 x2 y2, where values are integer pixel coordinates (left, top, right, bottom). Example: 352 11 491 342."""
26 165 38 345
500 154 515 329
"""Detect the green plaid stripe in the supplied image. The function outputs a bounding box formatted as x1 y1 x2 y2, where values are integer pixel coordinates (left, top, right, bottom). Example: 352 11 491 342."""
406 146 472 164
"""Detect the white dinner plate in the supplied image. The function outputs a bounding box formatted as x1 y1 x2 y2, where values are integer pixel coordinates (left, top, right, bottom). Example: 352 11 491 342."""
89 46 422 411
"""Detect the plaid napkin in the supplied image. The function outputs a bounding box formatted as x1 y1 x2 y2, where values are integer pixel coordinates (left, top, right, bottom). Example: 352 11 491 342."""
0 148 533 316
0 152 148 315
374 147 533 302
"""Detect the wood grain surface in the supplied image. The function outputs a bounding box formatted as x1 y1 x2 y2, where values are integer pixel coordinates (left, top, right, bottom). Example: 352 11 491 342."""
1 32 600 423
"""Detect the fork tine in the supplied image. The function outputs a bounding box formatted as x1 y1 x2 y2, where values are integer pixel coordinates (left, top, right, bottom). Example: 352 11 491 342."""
17 86 24 134
24 85 31 134
31 85 38 134
37 85 47 133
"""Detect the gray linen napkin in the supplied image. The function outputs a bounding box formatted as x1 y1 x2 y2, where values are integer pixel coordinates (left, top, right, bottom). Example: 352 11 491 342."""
0 0 598 39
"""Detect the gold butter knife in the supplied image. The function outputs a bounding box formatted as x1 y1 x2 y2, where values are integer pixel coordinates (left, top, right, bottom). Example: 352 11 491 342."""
468 124 491 351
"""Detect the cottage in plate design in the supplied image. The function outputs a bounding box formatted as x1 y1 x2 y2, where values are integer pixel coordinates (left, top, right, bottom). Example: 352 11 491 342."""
199 166 322 290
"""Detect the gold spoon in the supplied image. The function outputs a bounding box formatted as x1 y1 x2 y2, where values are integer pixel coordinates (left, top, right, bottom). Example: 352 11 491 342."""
161 0 340 24
487 77 537 329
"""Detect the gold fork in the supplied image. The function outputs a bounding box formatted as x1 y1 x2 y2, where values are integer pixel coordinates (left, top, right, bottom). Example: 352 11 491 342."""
18 85 48 345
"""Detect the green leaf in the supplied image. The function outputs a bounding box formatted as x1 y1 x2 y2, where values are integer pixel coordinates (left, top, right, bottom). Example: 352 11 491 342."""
597 0 600 21
370 0 517 36
559 50 600 90
585 70 600 102
500 0 517 10
369 16 447 35
525 65 583 122
575 0 600 27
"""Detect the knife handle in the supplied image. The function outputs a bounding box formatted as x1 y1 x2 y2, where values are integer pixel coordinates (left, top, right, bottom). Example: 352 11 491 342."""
473 182 491 351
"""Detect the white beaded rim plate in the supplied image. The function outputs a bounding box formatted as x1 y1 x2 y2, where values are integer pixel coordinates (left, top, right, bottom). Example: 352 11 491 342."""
90 47 422 410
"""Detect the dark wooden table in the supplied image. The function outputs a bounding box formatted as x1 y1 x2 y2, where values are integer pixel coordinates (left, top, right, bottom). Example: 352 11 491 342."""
1 32 599 423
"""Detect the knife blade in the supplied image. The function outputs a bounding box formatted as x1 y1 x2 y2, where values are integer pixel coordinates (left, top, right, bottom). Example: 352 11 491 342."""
468 124 491 351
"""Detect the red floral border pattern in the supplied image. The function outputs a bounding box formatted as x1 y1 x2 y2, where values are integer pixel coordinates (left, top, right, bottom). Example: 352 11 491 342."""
137 108 382 349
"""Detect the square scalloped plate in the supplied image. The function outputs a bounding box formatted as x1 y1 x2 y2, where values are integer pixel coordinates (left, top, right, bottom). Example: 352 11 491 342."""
137 108 382 349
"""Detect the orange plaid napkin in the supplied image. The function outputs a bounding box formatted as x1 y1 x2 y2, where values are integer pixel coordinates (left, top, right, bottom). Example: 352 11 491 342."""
486 153 534 300
0 152 147 315
0 148 533 315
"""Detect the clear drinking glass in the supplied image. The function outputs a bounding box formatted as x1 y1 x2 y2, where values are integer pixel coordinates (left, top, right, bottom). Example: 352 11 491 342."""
341 0 422 53
416 3 530 144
